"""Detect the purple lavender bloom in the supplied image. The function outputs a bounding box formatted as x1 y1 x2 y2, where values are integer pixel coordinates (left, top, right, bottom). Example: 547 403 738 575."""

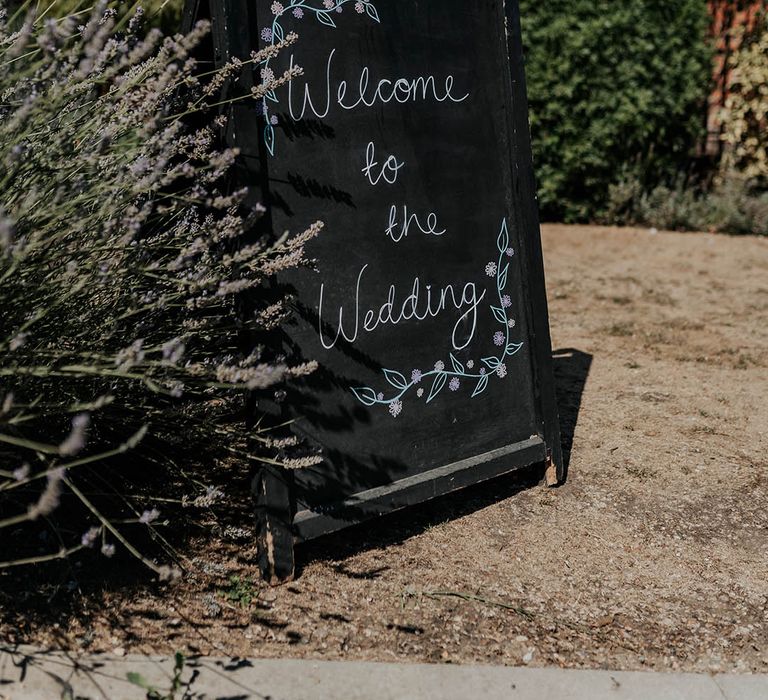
139 508 160 524
449 377 460 392
81 527 100 548
59 413 90 457
12 463 29 481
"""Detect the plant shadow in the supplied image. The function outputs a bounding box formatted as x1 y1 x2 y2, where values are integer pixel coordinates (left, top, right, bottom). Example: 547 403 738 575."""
0 348 592 610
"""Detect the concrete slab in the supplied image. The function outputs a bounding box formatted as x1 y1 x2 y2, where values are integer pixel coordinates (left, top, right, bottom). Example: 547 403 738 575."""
1 648 766 700
714 674 768 700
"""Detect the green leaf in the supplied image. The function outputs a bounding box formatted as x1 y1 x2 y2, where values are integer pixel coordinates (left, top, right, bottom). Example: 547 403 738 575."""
490 306 507 324
316 11 337 27
472 374 489 397
264 124 275 156
365 3 380 22
126 672 152 691
351 386 378 406
383 369 408 390
497 263 509 291
426 372 447 403
496 219 509 253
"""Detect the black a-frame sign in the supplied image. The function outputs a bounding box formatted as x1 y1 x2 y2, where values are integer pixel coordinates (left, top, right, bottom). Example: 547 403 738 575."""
183 0 563 583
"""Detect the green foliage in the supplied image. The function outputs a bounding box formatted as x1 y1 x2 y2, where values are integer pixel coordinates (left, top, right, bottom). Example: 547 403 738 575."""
604 175 768 235
520 0 713 222
127 651 186 700
719 14 768 187
220 574 258 608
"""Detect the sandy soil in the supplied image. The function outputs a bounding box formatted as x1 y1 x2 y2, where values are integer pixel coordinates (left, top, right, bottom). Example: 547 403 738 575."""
3 225 767 672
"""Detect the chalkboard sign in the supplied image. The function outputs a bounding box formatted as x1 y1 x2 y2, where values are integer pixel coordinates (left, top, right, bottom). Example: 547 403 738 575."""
185 0 562 581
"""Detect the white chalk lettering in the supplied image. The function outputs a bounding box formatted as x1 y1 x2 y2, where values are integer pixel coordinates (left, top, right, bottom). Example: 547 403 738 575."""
362 141 405 186
318 265 485 352
386 204 445 242
288 49 470 121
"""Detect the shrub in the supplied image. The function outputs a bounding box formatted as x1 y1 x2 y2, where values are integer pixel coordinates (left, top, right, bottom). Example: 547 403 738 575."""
519 0 713 222
719 13 768 187
0 3 315 574
604 176 768 235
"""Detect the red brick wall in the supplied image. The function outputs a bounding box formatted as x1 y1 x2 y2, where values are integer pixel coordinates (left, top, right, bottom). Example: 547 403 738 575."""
705 1 766 156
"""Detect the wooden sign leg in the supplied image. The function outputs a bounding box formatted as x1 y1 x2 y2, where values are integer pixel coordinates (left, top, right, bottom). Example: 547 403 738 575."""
252 465 295 585
544 449 560 487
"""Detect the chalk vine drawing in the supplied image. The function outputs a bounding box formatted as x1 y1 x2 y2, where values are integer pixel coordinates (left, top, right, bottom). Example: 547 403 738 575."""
259 0 381 155
352 220 524 417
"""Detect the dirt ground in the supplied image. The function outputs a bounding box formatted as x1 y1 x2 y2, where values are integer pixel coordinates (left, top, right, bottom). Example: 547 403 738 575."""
3 225 768 672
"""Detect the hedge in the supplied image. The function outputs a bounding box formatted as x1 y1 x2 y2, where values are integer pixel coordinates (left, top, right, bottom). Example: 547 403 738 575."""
519 0 713 222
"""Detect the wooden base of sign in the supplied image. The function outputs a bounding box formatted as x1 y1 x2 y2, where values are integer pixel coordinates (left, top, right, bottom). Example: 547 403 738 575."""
253 436 561 585
252 466 295 585
293 436 549 542
545 450 561 487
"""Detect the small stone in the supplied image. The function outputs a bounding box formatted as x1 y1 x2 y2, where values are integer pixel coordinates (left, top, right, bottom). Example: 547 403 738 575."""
113 647 125 657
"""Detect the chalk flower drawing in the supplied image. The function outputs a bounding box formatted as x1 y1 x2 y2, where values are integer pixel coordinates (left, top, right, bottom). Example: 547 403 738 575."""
259 0 380 155
352 220 524 415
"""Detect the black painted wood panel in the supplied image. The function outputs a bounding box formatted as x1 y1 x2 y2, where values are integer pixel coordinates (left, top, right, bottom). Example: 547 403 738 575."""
198 0 562 538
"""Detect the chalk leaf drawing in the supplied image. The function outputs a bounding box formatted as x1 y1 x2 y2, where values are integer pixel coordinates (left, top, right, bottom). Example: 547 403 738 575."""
260 0 381 155
352 219 523 416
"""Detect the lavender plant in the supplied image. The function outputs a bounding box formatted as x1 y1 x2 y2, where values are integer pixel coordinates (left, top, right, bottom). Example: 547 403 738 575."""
0 2 318 576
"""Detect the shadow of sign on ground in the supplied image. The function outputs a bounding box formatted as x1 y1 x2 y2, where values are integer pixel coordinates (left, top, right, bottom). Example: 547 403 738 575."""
296 348 592 574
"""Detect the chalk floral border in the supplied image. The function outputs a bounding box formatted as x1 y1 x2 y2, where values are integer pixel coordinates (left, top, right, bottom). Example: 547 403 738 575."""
259 0 381 155
352 219 523 417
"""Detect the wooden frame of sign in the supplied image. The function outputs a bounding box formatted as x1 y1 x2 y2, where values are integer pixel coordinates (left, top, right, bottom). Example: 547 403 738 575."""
183 0 563 583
